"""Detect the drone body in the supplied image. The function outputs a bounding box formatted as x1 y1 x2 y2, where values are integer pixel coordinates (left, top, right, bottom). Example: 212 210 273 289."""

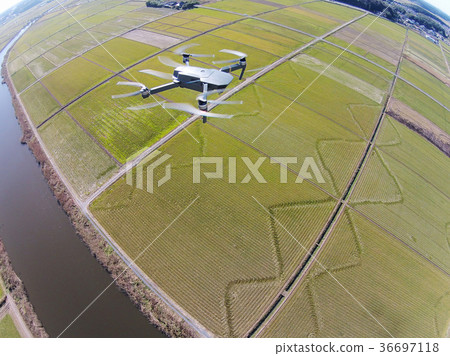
113 44 248 123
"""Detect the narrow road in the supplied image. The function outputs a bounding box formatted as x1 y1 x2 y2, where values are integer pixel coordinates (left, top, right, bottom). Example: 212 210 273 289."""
0 296 33 338
247 29 410 339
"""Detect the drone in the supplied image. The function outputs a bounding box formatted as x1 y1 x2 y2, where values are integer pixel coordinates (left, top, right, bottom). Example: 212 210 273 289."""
112 44 249 123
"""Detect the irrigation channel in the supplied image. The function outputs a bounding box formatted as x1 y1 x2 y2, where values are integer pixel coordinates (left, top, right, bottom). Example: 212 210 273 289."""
0 27 164 338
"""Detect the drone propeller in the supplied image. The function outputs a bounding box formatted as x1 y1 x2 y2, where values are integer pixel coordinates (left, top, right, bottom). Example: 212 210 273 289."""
174 43 214 58
164 103 233 119
213 49 248 64
112 81 147 99
139 69 173 80
196 89 225 102
127 102 163 111
158 56 182 68
246 66 267 73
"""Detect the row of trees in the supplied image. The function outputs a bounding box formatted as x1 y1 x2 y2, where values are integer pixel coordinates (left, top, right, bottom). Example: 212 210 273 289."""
146 0 199 10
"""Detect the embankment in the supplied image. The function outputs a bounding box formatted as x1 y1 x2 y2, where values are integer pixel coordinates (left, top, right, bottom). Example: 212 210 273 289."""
1 51 198 338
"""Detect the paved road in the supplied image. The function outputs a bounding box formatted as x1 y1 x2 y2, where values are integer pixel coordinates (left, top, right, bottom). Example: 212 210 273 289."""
0 296 33 338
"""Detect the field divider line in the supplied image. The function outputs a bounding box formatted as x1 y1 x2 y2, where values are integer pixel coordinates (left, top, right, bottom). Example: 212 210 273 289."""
53 0 200 144
34 1 288 129
439 41 450 75
84 12 368 208
248 8 408 338
57 196 203 338
251 196 394 338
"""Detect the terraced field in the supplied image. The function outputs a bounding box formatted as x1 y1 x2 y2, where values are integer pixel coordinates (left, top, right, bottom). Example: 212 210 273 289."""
5 0 449 339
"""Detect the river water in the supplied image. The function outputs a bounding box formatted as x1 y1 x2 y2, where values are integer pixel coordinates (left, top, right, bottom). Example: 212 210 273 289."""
0 28 164 338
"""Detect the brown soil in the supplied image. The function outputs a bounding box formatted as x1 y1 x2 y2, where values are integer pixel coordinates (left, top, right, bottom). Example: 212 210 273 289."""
334 25 400 66
387 98 450 156
403 53 450 86
0 239 48 338
1 52 199 338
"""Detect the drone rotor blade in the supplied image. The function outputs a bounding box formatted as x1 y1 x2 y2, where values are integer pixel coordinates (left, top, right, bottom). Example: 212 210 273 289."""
213 58 239 65
127 102 162 111
207 100 243 105
158 56 181 68
219 49 247 58
163 103 233 119
173 43 200 55
246 66 267 73
112 91 142 99
190 53 215 58
139 69 173 80
116 81 146 89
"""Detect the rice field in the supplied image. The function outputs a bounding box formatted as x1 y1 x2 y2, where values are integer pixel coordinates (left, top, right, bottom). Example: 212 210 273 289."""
20 82 61 126
91 122 337 337
205 0 277 15
10 66 36 93
260 210 450 337
349 148 450 272
40 57 111 105
38 111 118 199
392 79 449 133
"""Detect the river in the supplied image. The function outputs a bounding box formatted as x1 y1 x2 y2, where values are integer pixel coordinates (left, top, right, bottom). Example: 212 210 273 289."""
0 27 164 338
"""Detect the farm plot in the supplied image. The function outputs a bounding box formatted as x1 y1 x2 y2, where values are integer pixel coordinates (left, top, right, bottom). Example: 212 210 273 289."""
349 148 450 272
258 4 351 37
210 19 313 56
392 79 449 134
405 30 448 78
20 82 60 126
38 111 118 199
205 0 277 15
43 45 76 67
27 56 55 78
260 210 450 337
0 315 21 338
210 84 367 197
41 57 111 105
121 29 181 49
256 45 390 141
10 66 35 93
66 80 188 163
327 15 406 72
84 37 160 72
376 115 449 196
399 59 450 106
91 122 337 337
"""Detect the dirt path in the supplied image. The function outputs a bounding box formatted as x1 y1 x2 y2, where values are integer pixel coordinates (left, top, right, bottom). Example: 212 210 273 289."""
2 296 33 338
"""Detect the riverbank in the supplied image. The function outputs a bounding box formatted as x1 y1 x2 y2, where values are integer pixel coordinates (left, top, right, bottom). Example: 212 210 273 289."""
0 239 47 337
1 50 198 338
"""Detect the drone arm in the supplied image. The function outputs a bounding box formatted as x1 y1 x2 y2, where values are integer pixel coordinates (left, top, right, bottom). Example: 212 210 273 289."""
149 82 180 96
220 61 247 80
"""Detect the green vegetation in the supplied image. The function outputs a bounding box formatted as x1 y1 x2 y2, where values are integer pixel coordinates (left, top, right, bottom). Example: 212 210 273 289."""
10 66 35 93
399 59 449 106
376 115 449 196
0 315 21 338
27 56 55 78
392 79 449 133
350 148 449 272
41 57 111 105
84 37 160 72
206 0 276 15
20 82 60 126
406 30 448 76
38 112 118 199
301 0 363 22
260 6 342 36
260 210 450 337
91 122 336 337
